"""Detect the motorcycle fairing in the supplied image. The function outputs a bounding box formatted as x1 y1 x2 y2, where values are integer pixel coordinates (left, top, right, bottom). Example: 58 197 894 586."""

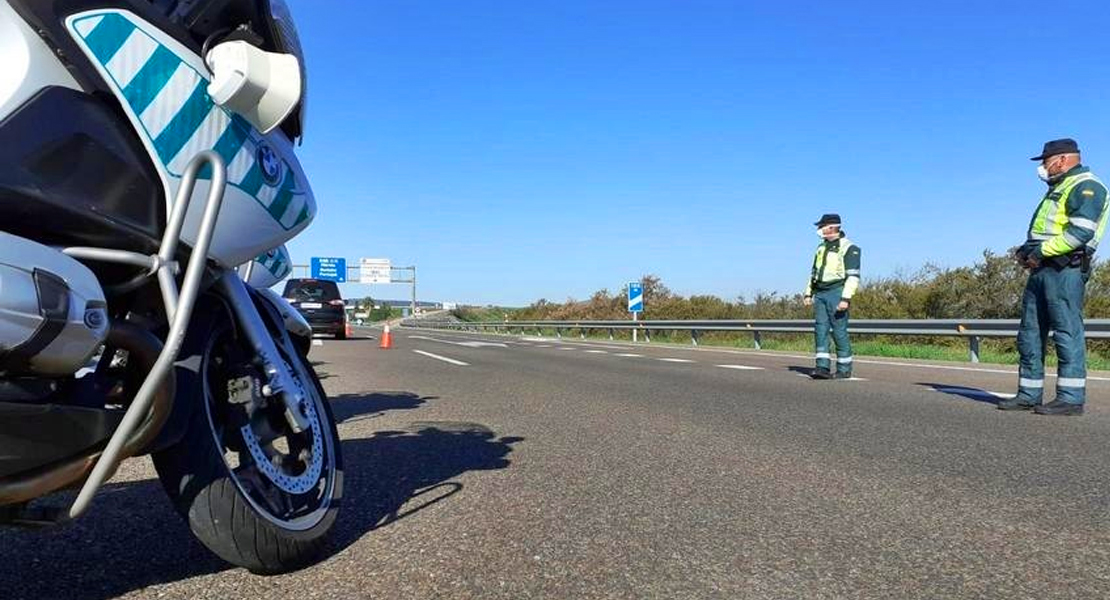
64 9 315 267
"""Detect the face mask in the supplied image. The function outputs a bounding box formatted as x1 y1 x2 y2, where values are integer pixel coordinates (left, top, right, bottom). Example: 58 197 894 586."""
1037 164 1051 182
816 228 828 238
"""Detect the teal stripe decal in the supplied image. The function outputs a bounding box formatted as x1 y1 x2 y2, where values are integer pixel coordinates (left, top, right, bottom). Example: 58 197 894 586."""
231 114 253 132
153 81 213 164
83 14 134 65
267 171 297 221
198 122 249 179
293 205 311 227
239 162 264 196
122 45 179 115
212 122 248 167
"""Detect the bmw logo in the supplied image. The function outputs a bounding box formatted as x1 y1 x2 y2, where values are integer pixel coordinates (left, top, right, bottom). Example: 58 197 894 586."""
257 143 282 185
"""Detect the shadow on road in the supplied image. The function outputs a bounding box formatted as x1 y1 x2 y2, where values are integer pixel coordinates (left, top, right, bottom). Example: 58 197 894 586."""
787 365 816 378
331 421 524 550
918 382 1010 405
330 391 433 424
0 395 521 600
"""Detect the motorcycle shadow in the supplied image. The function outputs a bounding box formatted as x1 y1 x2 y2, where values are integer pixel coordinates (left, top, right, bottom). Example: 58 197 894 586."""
331 422 524 551
0 394 522 600
329 391 432 424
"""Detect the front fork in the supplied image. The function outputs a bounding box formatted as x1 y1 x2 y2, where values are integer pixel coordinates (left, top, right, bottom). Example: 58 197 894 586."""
214 271 312 433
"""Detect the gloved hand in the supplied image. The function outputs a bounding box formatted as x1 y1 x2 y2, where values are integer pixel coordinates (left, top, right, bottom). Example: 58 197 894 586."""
1015 241 1042 269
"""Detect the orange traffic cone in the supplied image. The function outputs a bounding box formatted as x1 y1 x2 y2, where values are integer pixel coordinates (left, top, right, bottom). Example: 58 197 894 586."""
345 320 352 339
379 324 394 349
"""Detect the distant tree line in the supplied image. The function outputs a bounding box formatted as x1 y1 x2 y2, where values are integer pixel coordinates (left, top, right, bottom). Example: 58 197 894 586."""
467 250 1110 322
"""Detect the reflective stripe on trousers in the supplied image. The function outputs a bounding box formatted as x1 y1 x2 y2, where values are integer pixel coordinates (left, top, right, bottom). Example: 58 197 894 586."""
1017 266 1088 404
813 286 852 374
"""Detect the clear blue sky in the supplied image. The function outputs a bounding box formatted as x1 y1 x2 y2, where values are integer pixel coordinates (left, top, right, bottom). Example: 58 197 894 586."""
285 0 1110 306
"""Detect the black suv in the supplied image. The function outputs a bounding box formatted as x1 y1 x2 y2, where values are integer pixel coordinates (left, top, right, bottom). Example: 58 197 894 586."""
283 279 347 339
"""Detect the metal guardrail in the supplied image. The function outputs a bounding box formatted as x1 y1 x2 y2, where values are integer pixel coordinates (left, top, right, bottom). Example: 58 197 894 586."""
401 318 1110 363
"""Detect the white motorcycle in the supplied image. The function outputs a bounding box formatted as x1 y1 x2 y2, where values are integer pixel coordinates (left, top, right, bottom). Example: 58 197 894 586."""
0 0 342 573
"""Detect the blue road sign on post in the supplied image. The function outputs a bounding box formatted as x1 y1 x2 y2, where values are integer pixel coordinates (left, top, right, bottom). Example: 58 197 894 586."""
628 282 643 313
311 257 347 282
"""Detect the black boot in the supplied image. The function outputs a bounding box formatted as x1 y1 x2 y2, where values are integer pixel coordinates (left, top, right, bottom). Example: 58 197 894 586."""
997 398 1039 411
1033 400 1084 416
835 371 853 380
810 368 833 380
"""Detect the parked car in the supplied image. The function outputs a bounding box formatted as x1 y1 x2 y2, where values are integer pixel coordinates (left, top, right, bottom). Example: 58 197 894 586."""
283 279 347 339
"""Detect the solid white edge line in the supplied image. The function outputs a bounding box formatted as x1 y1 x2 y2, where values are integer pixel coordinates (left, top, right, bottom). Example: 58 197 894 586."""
715 365 764 370
412 349 469 366
401 329 1110 382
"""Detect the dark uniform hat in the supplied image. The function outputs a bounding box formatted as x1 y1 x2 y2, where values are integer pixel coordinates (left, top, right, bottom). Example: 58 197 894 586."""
814 213 841 227
1030 138 1080 161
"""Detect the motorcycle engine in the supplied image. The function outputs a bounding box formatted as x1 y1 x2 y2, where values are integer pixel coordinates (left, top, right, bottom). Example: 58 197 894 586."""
0 233 108 376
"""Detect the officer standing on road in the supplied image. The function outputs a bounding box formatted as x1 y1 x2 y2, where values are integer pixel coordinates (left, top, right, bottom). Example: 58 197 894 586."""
804 214 861 379
999 139 1109 416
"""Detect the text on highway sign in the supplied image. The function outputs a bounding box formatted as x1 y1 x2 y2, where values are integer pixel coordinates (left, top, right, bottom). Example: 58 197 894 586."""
360 258 392 284
311 257 346 282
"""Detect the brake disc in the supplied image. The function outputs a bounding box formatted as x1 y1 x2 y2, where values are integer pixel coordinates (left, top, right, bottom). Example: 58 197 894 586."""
238 364 325 495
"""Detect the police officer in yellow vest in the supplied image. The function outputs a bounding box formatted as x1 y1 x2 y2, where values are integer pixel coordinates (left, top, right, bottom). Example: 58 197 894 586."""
999 139 1109 416
804 214 861 379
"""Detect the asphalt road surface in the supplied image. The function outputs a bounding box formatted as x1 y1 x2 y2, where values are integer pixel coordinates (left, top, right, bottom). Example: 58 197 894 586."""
4 328 1110 599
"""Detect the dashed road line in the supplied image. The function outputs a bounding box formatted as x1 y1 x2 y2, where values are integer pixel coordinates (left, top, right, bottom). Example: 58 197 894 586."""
412 350 469 366
584 350 608 354
615 353 643 358
657 358 695 363
715 364 764 371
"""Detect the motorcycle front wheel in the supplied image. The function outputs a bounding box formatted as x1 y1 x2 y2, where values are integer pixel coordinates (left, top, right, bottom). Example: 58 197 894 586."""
153 302 343 574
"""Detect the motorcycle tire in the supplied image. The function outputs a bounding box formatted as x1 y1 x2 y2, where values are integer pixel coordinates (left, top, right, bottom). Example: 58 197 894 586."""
153 303 343 574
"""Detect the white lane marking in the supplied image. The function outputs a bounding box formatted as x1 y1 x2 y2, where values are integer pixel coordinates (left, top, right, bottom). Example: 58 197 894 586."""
559 347 577 351
929 386 1015 399
657 358 695 363
412 350 469 366
312 339 323 347
723 350 1110 382
456 341 508 348
523 337 556 342
615 353 643 357
473 333 1110 383
584 350 608 354
409 335 507 348
407 330 1110 383
715 364 764 371
536 344 553 348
